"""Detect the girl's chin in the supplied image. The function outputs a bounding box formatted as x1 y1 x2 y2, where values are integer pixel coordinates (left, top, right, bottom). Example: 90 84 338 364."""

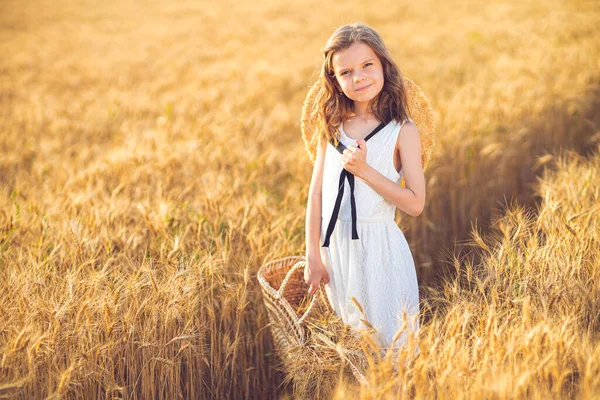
348 93 378 103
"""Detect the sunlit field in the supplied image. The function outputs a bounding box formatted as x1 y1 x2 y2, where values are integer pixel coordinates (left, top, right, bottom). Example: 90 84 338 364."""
1 0 599 398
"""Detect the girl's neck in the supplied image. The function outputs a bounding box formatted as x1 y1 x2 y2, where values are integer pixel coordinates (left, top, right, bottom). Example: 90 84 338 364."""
349 110 376 124
353 102 370 117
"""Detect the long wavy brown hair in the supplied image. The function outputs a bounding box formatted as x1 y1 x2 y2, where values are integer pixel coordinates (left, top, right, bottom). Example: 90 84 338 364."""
309 23 410 149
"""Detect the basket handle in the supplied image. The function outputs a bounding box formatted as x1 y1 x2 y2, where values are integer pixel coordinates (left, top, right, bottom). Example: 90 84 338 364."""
277 259 326 326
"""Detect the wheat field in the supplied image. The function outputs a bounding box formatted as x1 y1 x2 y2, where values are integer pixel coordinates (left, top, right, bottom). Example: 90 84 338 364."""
1 0 599 398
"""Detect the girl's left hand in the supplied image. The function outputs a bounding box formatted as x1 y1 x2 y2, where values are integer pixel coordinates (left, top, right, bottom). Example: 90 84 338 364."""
342 139 370 178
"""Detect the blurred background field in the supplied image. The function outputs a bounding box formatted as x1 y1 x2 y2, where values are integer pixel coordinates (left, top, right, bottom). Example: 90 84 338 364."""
1 0 599 398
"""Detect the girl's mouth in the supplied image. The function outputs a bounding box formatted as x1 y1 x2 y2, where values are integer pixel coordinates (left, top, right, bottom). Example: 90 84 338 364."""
355 83 372 92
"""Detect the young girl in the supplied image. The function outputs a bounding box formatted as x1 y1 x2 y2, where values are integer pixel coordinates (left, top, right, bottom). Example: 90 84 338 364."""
303 23 424 354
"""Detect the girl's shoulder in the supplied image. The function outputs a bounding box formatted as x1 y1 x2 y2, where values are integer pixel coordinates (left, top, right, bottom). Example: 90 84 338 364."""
395 118 419 146
401 118 417 128
396 117 416 132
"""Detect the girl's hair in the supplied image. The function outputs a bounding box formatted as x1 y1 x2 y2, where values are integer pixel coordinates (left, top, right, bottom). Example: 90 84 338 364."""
310 23 410 148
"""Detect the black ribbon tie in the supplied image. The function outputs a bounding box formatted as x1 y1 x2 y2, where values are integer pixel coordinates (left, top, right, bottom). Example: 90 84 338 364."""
322 122 387 248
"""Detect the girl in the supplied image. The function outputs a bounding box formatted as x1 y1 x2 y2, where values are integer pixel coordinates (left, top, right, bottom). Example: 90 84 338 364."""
303 23 424 354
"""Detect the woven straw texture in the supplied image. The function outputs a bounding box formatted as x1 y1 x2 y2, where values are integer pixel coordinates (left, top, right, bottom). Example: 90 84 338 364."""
300 77 436 183
257 256 332 351
257 256 369 385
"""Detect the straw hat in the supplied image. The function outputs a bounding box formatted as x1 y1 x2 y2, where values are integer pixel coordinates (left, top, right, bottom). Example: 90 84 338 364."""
301 77 436 187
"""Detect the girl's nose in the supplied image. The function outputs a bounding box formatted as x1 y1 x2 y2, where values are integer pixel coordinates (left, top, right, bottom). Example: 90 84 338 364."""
353 73 366 83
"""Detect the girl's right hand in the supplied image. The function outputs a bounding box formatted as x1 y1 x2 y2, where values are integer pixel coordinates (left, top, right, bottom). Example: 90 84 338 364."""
304 255 330 295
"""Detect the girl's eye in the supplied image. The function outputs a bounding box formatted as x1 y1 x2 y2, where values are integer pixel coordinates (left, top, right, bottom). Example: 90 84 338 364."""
340 63 371 76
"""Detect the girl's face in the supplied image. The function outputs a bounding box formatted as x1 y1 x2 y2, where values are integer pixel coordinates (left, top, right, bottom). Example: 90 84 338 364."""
331 41 384 106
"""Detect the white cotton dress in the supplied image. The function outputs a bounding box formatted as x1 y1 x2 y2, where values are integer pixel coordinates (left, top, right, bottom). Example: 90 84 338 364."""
319 118 421 355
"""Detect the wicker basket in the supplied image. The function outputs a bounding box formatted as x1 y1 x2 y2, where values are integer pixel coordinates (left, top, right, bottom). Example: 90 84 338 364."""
257 256 331 348
257 255 368 385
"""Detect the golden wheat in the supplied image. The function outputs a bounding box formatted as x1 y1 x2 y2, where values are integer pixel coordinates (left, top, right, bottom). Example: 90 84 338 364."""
1 0 599 398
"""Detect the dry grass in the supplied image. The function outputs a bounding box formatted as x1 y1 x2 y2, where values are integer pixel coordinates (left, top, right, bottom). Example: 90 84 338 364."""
281 149 600 399
1 0 599 398
339 149 600 399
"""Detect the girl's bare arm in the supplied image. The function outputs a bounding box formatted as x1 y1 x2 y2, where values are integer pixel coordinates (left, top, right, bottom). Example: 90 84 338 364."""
350 121 426 216
305 138 327 259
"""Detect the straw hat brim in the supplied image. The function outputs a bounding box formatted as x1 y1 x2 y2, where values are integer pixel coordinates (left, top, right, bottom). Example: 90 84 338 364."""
301 77 435 187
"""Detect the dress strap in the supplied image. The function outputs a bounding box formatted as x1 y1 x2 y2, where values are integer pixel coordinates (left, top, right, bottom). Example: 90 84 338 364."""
322 122 387 247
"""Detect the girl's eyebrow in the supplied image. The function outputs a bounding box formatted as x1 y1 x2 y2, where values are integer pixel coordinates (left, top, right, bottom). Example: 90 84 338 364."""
337 58 375 72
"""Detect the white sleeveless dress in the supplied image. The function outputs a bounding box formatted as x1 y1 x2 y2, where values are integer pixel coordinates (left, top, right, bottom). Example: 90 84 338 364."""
319 118 421 354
